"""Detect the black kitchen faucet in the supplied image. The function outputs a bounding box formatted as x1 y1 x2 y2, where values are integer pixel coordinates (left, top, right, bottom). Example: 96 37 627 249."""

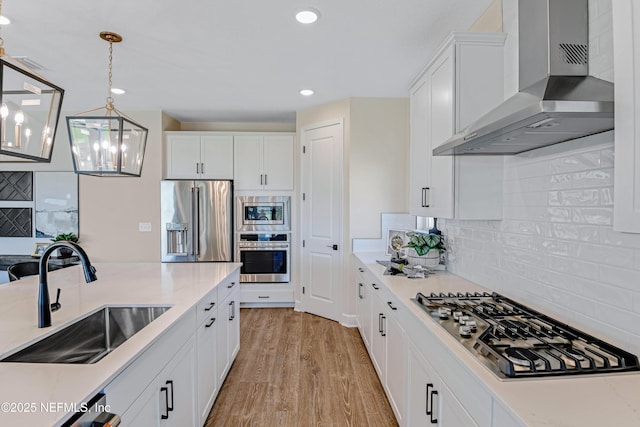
38 241 97 328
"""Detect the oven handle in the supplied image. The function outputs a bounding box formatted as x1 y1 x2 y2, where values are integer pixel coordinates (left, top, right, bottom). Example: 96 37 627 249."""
238 244 290 249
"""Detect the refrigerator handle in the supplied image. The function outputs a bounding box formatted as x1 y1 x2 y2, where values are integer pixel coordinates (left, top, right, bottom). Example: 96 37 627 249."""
193 186 201 257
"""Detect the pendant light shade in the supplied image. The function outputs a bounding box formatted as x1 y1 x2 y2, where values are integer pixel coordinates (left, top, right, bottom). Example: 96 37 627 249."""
67 115 147 176
66 31 148 177
0 12 65 162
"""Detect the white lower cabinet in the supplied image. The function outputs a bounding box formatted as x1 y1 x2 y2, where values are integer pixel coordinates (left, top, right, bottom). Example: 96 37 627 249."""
367 274 407 425
353 258 522 427
123 337 197 426
196 287 219 425
408 342 476 427
217 280 240 386
355 266 371 349
105 270 241 427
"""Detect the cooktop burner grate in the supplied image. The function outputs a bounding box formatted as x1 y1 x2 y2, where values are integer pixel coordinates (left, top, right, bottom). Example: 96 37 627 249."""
413 292 640 379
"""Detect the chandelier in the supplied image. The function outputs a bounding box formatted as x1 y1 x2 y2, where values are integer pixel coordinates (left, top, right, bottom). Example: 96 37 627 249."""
0 0 65 162
66 32 148 177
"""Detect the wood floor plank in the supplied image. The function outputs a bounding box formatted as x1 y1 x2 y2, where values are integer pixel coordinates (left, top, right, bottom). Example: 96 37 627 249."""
205 308 398 427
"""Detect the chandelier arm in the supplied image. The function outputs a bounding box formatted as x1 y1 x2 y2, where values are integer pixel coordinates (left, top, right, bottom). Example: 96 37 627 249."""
111 106 139 122
70 105 111 116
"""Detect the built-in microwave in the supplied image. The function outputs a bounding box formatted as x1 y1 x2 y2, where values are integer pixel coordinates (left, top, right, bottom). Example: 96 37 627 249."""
236 196 290 231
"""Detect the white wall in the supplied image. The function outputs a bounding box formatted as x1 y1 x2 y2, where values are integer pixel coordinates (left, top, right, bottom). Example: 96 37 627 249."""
443 0 640 356
349 98 410 239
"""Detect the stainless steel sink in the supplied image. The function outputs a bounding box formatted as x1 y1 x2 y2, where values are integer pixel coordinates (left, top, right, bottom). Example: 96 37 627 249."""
0 306 171 364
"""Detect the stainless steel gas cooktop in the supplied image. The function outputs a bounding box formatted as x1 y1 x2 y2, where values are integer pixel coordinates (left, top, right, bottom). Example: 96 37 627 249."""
413 292 640 379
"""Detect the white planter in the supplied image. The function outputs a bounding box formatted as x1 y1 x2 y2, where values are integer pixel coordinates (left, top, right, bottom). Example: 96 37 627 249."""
406 248 440 268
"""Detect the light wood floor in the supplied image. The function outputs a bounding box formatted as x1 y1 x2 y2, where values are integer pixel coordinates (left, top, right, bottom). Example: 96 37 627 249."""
205 308 398 427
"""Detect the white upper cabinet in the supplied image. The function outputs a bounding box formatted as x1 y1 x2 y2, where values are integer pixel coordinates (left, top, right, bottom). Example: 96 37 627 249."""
234 134 294 191
613 1 640 233
409 32 506 219
165 133 234 179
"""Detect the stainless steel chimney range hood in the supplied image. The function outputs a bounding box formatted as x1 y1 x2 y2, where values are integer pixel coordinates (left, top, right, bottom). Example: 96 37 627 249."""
433 0 614 156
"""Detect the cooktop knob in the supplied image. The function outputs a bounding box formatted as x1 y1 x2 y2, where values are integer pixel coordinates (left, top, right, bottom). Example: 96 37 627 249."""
438 307 451 320
463 320 477 332
459 325 473 339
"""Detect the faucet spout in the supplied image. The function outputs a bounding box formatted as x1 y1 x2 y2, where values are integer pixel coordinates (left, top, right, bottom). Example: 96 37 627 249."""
38 241 97 328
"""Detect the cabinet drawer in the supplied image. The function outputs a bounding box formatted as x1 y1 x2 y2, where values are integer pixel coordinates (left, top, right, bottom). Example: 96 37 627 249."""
240 287 294 303
218 272 239 304
196 288 218 325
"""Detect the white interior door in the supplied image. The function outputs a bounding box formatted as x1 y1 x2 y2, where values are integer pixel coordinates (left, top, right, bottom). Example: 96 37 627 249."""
301 121 343 321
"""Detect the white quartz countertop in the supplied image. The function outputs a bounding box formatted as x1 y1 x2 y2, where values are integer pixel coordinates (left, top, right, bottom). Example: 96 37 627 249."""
355 252 640 427
0 262 241 426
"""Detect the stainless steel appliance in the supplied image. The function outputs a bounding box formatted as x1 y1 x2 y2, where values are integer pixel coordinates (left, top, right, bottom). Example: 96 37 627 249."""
236 196 290 231
237 233 290 283
434 0 614 156
414 292 640 379
161 180 233 262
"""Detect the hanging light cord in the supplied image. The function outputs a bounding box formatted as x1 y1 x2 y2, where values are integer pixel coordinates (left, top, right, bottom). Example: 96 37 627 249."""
73 31 136 122
106 39 115 113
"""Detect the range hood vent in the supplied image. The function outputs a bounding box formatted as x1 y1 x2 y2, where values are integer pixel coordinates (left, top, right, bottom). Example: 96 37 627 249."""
433 0 614 156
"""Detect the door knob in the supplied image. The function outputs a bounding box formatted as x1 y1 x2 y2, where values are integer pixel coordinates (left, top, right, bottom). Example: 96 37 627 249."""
326 244 338 250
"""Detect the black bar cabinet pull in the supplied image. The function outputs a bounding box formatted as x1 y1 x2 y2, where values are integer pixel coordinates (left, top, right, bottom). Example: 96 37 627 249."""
426 383 437 424
204 302 215 311
387 301 397 310
161 386 169 419
380 315 386 337
206 317 216 328
166 380 174 412
358 283 363 299
371 283 379 290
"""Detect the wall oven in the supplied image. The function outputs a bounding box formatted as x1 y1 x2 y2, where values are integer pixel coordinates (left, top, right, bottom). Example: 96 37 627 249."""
236 196 290 231
237 233 290 283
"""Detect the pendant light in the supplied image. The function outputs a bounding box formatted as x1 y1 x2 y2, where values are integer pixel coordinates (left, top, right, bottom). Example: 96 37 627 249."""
66 32 148 177
0 0 65 162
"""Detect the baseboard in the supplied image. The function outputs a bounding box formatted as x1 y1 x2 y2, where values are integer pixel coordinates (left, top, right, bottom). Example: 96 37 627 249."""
341 313 358 328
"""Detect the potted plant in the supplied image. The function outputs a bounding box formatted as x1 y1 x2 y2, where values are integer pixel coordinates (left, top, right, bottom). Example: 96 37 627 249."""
403 231 445 267
51 233 79 258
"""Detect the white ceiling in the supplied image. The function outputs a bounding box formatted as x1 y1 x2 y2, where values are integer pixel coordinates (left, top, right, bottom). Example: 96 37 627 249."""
1 0 495 124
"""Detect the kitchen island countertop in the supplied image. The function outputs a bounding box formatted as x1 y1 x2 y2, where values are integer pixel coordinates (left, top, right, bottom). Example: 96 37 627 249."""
355 252 640 427
0 261 241 426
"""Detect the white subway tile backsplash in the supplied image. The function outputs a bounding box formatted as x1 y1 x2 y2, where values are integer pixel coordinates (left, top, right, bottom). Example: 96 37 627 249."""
571 207 613 225
548 223 600 242
600 188 614 206
549 189 600 206
598 265 640 291
571 168 613 188
548 173 574 190
549 151 603 174
547 207 573 223
574 242 635 268
548 255 599 279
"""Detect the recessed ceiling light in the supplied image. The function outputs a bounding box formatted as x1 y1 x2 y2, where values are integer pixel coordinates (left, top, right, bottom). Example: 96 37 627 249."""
295 9 319 24
300 89 314 96
110 88 126 95
0 15 11 25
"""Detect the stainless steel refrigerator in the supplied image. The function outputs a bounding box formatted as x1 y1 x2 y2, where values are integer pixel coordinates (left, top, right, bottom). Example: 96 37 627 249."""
161 180 233 262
